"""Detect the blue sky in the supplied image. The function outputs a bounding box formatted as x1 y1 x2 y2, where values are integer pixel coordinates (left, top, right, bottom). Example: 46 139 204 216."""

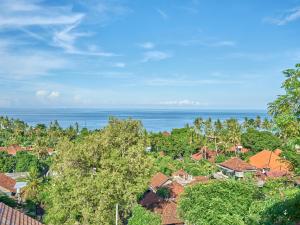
0 0 300 109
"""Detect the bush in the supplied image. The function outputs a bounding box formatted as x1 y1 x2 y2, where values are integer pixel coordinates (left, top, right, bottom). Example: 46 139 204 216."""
128 205 161 225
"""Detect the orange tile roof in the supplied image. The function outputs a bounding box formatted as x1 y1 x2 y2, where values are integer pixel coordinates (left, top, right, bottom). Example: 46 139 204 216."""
0 145 54 155
167 182 184 200
161 201 183 225
249 150 291 171
219 157 256 172
191 152 203 161
150 173 170 190
274 149 282 156
0 173 16 192
0 202 44 225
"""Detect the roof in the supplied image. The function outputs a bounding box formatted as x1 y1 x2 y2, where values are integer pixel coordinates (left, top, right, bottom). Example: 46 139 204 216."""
295 177 300 185
161 201 183 225
0 145 54 155
0 202 44 225
249 150 291 171
0 173 16 192
172 169 189 178
140 191 163 209
265 170 289 178
167 182 184 200
219 157 256 172
150 173 170 190
191 152 203 161
189 176 210 185
274 149 282 156
229 145 249 154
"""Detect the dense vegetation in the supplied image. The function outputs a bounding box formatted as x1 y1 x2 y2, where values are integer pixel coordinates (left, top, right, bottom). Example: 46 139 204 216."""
0 64 299 224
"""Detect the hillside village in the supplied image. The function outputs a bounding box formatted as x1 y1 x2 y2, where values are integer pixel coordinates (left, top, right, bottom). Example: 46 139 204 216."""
0 64 300 224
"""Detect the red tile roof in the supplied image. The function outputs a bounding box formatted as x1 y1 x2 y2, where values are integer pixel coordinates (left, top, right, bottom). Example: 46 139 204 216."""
249 150 291 171
167 182 184 200
191 152 203 161
0 173 16 192
150 173 170 191
265 170 289 178
161 201 184 225
219 157 256 172
274 149 282 156
0 202 44 225
0 145 54 155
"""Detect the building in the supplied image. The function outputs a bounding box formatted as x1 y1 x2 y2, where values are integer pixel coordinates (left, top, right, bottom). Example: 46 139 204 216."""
218 157 256 178
0 144 54 156
249 150 291 172
172 169 193 186
161 201 184 225
0 173 27 198
229 144 249 154
149 172 171 192
0 202 44 225
0 173 16 196
191 146 218 162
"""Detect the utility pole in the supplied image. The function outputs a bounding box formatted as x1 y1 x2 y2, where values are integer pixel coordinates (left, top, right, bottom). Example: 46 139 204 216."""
115 203 118 225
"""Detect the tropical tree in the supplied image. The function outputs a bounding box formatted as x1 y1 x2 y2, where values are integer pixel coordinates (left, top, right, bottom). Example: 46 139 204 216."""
44 118 154 225
269 64 300 142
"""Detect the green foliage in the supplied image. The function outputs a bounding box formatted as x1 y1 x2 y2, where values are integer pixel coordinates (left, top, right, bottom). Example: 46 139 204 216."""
156 187 170 199
154 155 216 177
127 205 161 225
241 129 281 152
15 151 39 172
179 180 259 225
0 151 16 172
43 118 154 225
0 193 17 207
150 127 199 158
269 64 300 141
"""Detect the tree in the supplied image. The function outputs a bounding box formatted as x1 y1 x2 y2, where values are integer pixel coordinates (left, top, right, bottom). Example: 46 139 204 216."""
179 180 259 225
44 118 154 225
127 205 161 225
269 64 300 142
241 129 281 152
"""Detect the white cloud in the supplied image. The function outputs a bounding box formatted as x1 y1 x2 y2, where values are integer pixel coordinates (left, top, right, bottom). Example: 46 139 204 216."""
0 49 67 79
48 91 60 99
112 62 126 68
159 99 206 106
156 8 168 20
36 90 48 97
264 7 300 25
139 42 155 49
142 51 172 62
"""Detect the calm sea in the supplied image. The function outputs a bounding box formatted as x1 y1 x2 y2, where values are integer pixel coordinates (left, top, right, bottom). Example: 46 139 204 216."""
0 108 268 132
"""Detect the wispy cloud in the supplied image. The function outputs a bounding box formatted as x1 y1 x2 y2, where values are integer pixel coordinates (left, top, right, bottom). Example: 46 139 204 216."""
139 42 155 49
156 8 168 20
159 99 207 106
112 62 126 68
264 7 300 25
171 39 236 47
144 76 243 86
142 51 172 62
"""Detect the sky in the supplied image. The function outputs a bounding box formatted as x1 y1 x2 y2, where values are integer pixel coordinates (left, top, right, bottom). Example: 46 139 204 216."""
0 0 300 109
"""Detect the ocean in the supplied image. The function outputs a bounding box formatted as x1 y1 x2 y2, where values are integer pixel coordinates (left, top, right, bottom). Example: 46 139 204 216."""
0 108 268 132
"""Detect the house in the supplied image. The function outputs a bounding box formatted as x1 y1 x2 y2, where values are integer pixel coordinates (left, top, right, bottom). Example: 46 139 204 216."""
249 150 291 172
189 176 210 185
161 201 184 225
0 144 54 156
0 202 44 225
191 146 218 162
0 173 16 196
229 144 249 154
172 169 193 185
0 173 27 198
166 181 184 201
191 152 203 161
218 157 256 178
150 172 171 192
294 177 300 187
